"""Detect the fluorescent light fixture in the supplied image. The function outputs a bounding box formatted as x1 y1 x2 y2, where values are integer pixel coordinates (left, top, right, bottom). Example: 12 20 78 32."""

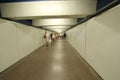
48 27 69 33
43 26 71 29
33 18 77 26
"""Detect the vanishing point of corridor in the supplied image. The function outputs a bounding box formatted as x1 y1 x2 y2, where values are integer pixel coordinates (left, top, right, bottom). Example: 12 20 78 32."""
0 39 102 80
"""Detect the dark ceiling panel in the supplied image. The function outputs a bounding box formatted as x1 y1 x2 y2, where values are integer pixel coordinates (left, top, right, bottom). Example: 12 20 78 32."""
77 18 83 23
0 12 2 18
16 20 32 26
97 0 115 10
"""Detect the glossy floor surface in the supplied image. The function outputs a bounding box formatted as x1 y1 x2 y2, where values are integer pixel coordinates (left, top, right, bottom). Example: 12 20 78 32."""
0 39 102 80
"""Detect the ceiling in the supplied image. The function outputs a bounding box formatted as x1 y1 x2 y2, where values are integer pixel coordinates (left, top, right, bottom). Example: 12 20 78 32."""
0 0 117 33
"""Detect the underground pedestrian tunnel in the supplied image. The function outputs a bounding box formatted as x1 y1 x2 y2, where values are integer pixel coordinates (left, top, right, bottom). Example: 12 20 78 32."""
0 0 120 80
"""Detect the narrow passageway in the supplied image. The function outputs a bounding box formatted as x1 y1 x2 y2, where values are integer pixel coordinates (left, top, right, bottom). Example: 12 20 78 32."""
0 39 101 80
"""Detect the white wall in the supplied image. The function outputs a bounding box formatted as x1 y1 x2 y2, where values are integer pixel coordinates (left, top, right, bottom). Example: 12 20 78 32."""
0 19 45 72
67 5 120 80
67 22 87 58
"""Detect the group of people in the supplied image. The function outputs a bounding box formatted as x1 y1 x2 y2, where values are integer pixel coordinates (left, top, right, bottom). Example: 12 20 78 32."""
44 30 59 46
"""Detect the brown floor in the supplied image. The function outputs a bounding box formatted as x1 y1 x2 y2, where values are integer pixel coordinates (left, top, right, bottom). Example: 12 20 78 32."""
0 39 102 80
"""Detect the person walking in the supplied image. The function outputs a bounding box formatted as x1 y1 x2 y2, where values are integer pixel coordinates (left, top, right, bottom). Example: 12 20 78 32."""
44 30 50 46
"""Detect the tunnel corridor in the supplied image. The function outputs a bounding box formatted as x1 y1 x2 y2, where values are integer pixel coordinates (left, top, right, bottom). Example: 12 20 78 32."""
0 0 120 80
0 39 102 80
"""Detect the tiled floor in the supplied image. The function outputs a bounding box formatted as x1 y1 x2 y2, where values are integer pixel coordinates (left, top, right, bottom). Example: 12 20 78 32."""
0 39 102 80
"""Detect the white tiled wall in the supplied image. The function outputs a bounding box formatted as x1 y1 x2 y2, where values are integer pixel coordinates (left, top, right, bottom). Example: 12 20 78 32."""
0 19 45 72
67 5 120 80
